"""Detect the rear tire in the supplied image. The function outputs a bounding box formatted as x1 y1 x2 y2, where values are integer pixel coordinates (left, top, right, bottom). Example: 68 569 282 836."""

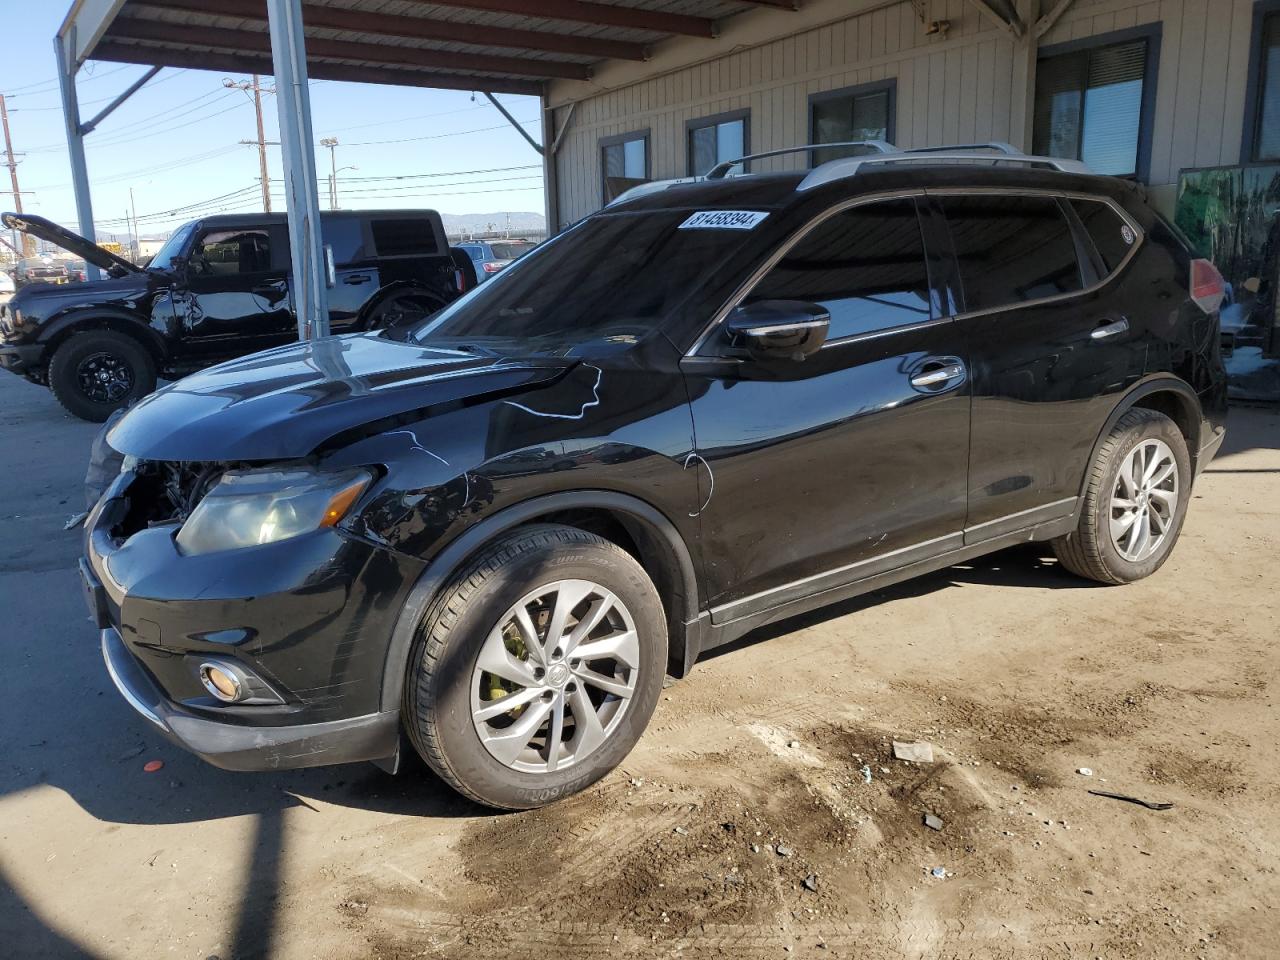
1051 408 1191 584
365 290 444 331
47 330 157 422
403 524 666 810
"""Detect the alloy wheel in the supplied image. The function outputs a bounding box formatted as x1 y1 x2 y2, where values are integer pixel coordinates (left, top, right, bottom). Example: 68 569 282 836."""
76 352 134 404
470 579 640 774
1109 438 1179 563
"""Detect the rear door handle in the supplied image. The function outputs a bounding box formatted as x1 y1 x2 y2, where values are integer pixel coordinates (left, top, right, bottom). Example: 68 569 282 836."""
343 274 372 285
1091 317 1129 339
910 359 966 390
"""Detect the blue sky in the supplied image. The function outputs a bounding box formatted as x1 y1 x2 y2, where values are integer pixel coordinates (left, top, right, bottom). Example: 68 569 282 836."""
1 5 546 241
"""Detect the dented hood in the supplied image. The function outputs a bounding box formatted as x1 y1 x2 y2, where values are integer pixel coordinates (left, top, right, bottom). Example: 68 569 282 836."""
108 333 573 461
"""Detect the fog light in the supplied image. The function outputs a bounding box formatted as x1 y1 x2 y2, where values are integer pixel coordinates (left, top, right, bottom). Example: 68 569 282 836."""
199 661 244 703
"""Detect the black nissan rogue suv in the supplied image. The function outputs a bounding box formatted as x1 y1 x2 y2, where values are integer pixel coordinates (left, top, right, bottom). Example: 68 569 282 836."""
82 145 1228 810
0 209 461 421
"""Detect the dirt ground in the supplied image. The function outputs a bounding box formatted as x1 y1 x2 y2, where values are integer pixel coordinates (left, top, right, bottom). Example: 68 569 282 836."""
0 369 1276 960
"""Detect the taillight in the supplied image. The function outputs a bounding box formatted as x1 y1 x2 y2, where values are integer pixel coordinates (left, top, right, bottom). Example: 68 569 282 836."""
481 261 503 273
1189 258 1225 314
454 268 468 293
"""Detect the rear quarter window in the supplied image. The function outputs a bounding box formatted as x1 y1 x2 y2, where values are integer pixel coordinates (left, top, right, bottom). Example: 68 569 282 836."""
1069 198 1138 274
942 195 1084 313
370 218 441 257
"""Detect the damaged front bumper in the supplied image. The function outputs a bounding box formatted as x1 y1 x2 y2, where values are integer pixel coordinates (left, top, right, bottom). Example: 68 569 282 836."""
99 624 399 771
83 468 424 772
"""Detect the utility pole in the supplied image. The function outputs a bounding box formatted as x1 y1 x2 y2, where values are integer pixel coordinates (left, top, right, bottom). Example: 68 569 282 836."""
0 94 35 257
224 75 275 212
129 186 140 261
319 137 338 210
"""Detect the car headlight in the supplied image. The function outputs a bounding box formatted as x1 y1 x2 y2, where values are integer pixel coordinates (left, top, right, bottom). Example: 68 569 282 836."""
175 466 372 556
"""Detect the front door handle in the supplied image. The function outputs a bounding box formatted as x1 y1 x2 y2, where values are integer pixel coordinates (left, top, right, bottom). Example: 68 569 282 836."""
1091 317 1129 339
343 274 372 285
910 360 966 390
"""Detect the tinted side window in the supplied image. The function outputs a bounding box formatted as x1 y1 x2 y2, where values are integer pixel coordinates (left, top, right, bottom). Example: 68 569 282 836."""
192 228 272 276
371 219 440 257
745 198 932 340
323 218 367 265
1069 198 1135 274
942 196 1083 312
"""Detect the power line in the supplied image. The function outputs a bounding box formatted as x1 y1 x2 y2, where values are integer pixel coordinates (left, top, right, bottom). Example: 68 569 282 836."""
27 145 244 191
343 119 539 147
7 69 189 111
3 63 134 97
20 88 241 154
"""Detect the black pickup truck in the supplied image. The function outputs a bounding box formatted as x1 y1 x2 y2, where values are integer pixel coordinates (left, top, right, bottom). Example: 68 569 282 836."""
0 209 466 420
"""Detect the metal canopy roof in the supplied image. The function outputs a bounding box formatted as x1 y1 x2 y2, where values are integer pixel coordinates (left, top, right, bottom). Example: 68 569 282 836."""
59 0 799 95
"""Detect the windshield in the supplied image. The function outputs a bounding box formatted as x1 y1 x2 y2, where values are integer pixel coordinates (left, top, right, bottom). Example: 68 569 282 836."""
147 223 196 271
413 210 764 352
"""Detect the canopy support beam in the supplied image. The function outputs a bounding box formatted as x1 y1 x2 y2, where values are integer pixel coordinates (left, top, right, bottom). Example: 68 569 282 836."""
55 27 101 282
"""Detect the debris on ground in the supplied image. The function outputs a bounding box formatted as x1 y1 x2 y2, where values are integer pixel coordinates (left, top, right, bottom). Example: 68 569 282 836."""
1077 767 1094 776
776 844 795 858
673 826 688 835
63 511 88 531
930 866 947 879
893 741 934 763
142 760 164 773
1088 789 1174 811
802 874 819 892
923 813 944 831
860 765 873 784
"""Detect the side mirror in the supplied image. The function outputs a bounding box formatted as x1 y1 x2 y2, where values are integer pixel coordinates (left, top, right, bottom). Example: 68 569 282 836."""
725 299 830 361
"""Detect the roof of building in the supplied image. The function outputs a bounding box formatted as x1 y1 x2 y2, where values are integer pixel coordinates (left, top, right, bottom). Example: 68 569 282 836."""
58 1 796 95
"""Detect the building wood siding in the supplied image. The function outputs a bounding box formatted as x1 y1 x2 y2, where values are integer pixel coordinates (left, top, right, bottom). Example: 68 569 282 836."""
548 0 1266 226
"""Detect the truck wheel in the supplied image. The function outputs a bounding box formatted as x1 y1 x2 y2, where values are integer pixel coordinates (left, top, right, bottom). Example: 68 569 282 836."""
1052 408 1192 584
48 330 157 422
366 291 443 331
403 524 667 810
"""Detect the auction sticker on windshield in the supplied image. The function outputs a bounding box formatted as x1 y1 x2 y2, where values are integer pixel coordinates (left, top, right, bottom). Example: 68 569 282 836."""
678 210 769 230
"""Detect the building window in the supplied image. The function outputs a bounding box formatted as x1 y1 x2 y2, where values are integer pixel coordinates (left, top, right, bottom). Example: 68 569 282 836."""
688 110 750 177
601 130 650 203
1033 27 1160 179
808 81 896 167
1245 3 1280 161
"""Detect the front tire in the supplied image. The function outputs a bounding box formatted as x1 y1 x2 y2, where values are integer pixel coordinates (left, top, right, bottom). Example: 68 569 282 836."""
1052 408 1191 584
47 330 157 422
403 524 666 810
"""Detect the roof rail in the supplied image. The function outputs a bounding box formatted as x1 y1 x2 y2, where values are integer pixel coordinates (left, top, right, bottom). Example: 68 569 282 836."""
606 176 702 207
799 145 1093 191
897 141 1023 156
706 140 899 179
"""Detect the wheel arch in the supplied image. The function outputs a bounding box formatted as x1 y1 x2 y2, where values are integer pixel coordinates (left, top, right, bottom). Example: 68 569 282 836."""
378 490 702 714
355 280 448 330
38 308 166 365
1080 376 1204 499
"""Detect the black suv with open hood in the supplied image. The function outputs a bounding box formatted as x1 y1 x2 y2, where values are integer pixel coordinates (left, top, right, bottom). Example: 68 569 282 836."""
0 210 462 420
82 144 1227 810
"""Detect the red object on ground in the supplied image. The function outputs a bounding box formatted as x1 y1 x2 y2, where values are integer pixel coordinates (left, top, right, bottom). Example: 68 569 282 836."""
143 760 164 773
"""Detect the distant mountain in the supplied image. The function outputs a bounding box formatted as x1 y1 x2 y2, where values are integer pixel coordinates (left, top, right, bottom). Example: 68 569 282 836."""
441 212 545 236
